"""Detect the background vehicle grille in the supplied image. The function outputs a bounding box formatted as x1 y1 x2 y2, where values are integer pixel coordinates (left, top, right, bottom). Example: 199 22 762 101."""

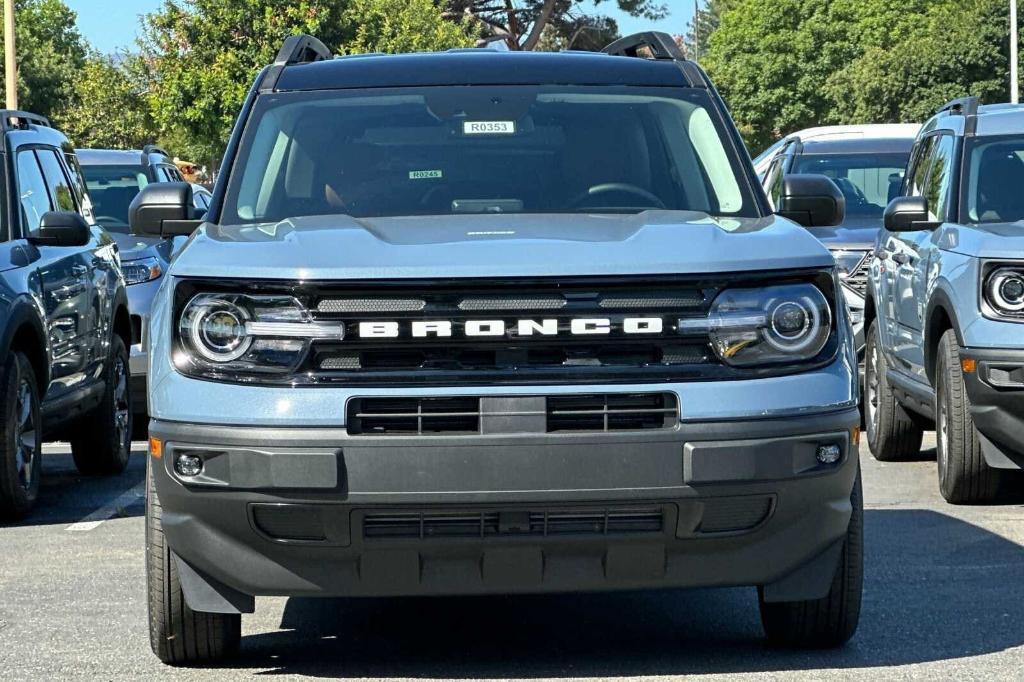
347 393 678 435
843 259 870 297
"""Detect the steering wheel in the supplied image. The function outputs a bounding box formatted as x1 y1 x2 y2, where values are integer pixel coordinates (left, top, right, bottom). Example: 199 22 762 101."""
570 183 666 210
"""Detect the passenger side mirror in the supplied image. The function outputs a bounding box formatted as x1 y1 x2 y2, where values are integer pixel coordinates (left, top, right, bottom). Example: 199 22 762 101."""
775 174 845 228
27 211 91 247
883 196 933 232
129 182 202 238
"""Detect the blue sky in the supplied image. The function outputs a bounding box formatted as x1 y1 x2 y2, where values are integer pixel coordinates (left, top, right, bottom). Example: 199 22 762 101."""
66 0 691 54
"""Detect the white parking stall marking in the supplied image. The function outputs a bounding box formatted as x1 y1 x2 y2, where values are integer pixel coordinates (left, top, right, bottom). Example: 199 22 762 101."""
65 482 146 532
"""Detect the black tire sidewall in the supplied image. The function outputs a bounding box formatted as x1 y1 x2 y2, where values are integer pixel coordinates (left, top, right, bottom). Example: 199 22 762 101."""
0 353 42 518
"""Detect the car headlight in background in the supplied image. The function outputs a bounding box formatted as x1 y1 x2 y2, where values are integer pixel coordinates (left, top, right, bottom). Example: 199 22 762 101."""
176 293 344 375
983 265 1024 320
121 257 163 285
830 249 870 282
680 283 834 367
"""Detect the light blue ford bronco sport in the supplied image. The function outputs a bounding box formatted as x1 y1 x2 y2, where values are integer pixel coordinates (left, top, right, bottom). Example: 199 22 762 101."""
131 33 863 664
867 97 1024 504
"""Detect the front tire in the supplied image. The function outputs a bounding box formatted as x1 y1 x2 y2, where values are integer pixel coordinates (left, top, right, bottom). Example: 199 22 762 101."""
147 460 241 665
865 321 923 461
935 330 1001 504
71 335 132 475
0 352 42 520
759 468 863 648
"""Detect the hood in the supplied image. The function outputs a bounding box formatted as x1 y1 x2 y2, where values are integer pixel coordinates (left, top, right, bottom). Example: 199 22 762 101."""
805 216 881 251
940 222 1024 258
168 211 835 281
109 231 173 262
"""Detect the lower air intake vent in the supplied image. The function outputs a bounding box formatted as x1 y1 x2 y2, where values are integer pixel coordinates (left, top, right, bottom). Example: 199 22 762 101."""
348 397 481 435
363 507 664 540
699 496 774 534
547 393 678 432
252 504 326 542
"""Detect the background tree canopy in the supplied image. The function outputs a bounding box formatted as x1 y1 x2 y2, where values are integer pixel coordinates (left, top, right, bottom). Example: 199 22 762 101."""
702 0 1018 152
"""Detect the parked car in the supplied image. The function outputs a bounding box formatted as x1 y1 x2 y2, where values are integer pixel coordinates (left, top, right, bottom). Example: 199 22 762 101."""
752 124 921 180
76 147 193 411
0 111 133 519
132 33 862 664
866 97 1024 503
758 126 919 353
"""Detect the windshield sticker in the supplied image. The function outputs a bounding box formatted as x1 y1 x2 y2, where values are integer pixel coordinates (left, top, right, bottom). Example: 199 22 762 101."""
409 169 443 180
463 121 516 135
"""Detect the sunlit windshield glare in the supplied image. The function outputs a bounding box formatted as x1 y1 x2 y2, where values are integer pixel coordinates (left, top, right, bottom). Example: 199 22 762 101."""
793 153 909 220
965 138 1024 225
224 86 749 223
80 165 149 233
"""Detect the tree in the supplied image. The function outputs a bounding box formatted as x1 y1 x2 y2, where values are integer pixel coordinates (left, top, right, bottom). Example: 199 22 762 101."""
703 0 1021 152
341 0 474 54
447 1 668 51
681 0 734 61
52 53 156 149
0 0 86 117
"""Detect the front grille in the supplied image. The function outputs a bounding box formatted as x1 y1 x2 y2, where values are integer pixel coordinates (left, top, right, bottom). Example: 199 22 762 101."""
363 507 664 540
842 258 869 297
347 393 678 435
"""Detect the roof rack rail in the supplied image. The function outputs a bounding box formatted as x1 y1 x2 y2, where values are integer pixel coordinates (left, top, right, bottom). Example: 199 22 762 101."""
0 110 50 131
937 96 979 117
602 32 685 61
259 34 333 92
143 144 170 158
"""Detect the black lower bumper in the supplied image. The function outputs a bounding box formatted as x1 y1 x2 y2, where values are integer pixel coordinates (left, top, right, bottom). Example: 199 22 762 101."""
961 347 1024 469
149 408 860 613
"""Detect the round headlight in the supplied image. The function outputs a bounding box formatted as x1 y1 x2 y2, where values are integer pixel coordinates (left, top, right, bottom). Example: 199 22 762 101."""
986 267 1024 315
765 295 828 353
183 298 252 362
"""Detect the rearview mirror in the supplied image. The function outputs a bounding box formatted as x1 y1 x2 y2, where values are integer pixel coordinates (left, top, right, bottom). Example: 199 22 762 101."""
28 211 91 247
884 196 933 232
129 182 201 237
775 174 846 228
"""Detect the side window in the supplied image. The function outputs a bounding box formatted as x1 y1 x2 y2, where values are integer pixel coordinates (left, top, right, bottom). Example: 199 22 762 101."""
37 149 78 213
924 135 956 221
906 136 936 198
63 152 89 206
763 155 785 210
153 166 169 182
16 151 53 235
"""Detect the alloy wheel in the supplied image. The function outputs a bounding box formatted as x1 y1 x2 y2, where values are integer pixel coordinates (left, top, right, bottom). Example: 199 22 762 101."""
113 356 130 455
13 378 37 491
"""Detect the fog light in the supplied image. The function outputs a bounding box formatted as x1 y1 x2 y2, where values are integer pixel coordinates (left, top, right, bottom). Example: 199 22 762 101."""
175 453 203 477
816 444 842 465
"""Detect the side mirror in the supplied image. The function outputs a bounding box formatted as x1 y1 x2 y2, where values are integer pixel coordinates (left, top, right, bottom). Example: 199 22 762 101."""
28 211 91 247
884 196 933 232
775 174 846 228
129 182 201 237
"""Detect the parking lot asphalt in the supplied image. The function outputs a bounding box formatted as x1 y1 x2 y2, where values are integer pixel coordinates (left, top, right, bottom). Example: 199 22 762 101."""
2 435 1024 680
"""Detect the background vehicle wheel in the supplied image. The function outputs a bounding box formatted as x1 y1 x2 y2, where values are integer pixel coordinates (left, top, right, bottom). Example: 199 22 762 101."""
147 460 241 664
0 352 42 520
71 335 132 476
865 321 923 461
759 468 863 647
935 330 1001 504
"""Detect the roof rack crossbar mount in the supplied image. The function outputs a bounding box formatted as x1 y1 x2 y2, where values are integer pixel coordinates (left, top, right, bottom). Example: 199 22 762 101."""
602 32 685 61
143 144 170 157
260 34 333 93
937 96 979 117
0 109 50 131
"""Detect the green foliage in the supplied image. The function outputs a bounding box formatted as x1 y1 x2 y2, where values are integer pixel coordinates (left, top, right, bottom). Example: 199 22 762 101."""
0 0 86 116
342 0 474 54
704 0 1020 153
682 0 734 61
53 53 155 149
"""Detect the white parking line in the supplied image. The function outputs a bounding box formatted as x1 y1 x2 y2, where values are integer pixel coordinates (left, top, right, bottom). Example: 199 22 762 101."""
66 482 146 532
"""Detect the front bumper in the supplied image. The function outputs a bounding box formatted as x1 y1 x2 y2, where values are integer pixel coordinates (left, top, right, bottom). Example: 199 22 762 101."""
961 347 1024 469
150 407 860 612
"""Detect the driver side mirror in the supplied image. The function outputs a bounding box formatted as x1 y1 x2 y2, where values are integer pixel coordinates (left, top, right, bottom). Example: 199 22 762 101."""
28 211 91 247
884 196 934 232
775 174 846 228
129 182 202 238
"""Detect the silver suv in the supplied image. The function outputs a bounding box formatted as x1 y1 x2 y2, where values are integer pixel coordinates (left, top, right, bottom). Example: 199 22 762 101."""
866 97 1024 504
131 33 863 664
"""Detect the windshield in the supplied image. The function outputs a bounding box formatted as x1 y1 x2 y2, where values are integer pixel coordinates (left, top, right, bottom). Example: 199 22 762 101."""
792 152 909 221
79 164 149 232
964 136 1024 225
222 86 754 224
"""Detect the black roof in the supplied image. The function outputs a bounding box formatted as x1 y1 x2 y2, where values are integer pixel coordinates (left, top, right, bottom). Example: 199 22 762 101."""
798 137 915 155
274 50 692 92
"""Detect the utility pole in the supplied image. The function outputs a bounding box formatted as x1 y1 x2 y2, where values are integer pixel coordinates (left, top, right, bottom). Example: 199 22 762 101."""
4 0 15 110
1013 0 1019 104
